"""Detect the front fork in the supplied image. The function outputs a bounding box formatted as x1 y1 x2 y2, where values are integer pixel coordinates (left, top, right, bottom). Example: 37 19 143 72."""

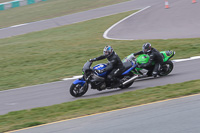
74 74 92 87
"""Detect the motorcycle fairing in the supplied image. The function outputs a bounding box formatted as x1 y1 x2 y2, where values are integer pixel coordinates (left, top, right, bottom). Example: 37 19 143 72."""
160 50 175 62
73 78 86 86
122 64 137 75
93 63 109 77
136 54 150 64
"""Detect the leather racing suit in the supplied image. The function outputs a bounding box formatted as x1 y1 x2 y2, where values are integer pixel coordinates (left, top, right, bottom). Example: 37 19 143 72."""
92 52 125 84
134 48 163 76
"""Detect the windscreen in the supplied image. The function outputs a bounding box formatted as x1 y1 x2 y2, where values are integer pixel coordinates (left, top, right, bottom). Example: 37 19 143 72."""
122 53 135 63
82 61 92 72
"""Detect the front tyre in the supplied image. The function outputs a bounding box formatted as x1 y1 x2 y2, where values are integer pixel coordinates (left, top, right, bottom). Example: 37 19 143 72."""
159 60 174 76
70 83 88 97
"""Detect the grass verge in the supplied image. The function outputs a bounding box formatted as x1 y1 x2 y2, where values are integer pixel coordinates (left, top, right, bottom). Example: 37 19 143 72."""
0 10 200 90
1 79 200 132
0 0 129 28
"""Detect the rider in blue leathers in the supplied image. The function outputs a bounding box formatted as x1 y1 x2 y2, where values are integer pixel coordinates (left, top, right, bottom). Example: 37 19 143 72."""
90 46 125 87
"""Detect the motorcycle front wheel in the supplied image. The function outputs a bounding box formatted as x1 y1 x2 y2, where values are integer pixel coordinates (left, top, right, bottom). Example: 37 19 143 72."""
70 83 88 97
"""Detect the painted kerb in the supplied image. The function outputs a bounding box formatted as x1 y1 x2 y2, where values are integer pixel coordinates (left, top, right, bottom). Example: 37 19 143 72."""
0 4 5 10
0 0 46 11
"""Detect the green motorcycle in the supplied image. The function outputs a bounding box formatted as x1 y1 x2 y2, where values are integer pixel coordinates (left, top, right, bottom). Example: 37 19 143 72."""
122 50 175 77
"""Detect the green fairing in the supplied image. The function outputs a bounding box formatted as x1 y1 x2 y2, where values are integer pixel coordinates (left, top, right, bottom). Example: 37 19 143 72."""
160 51 175 62
122 50 175 75
136 54 150 64
136 50 175 64
135 67 142 71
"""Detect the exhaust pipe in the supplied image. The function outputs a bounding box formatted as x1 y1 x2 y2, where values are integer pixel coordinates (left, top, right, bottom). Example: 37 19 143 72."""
122 75 139 86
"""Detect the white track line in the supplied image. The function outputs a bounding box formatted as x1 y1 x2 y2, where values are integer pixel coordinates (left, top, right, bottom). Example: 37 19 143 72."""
10 23 28 28
103 6 151 40
173 56 200 62
62 75 82 81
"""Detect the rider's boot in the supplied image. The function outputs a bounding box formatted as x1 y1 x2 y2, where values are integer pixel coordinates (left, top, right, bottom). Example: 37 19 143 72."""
152 72 158 78
146 70 153 77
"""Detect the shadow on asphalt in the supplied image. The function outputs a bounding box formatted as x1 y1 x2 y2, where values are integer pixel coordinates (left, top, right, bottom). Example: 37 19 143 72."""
135 73 178 82
75 85 143 99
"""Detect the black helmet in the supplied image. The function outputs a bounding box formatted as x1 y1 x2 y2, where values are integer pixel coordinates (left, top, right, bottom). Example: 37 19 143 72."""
143 43 152 54
103 45 114 57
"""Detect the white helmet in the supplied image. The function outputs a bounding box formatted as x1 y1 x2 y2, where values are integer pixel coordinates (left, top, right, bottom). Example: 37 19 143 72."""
103 46 114 57
142 43 152 54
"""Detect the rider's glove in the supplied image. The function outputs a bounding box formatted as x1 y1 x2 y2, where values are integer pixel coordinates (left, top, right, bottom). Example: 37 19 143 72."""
90 58 96 62
131 53 135 59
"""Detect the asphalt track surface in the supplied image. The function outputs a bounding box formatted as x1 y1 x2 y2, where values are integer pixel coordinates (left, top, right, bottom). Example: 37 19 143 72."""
0 0 162 39
10 94 200 133
1 59 200 115
104 0 200 40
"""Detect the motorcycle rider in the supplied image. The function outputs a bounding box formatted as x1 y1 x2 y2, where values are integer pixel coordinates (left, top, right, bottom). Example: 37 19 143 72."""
133 43 163 77
90 46 125 87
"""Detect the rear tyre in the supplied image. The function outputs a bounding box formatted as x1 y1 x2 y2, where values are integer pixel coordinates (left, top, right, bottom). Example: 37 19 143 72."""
159 60 174 76
119 73 134 89
70 83 88 97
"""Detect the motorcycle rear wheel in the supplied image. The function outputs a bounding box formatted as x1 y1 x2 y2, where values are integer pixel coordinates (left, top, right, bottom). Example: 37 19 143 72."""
70 83 88 97
159 60 174 76
119 73 134 89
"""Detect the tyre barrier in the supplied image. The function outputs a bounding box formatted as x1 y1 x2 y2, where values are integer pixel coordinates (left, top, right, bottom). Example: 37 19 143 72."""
0 0 46 11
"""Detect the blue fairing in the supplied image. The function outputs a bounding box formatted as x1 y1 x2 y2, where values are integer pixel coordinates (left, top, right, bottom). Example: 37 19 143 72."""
122 64 137 75
93 63 107 70
73 79 86 86
93 64 109 77
93 62 136 76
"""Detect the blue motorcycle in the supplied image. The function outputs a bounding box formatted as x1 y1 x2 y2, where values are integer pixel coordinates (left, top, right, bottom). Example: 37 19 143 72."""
70 59 138 97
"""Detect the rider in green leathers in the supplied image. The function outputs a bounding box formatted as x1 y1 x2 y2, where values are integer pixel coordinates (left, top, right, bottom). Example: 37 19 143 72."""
133 43 163 77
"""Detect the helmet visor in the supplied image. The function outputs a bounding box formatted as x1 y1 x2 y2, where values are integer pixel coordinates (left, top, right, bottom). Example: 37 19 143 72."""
103 50 109 56
143 47 147 53
143 47 150 53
